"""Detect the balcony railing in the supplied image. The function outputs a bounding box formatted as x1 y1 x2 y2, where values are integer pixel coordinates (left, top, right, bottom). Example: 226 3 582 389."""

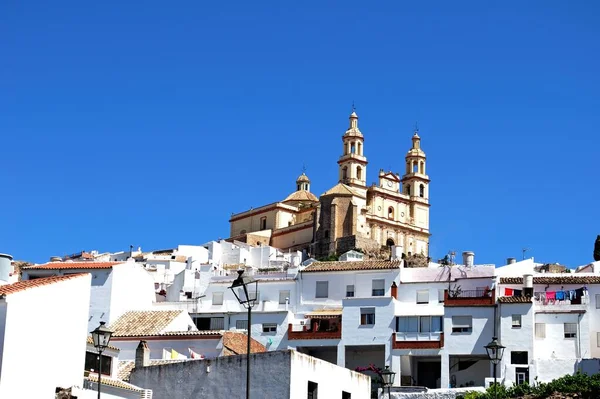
533 291 589 310
444 289 495 307
287 323 342 340
392 332 444 349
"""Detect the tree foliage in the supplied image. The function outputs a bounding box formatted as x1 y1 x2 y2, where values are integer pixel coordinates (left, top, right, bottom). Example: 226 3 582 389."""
594 235 600 262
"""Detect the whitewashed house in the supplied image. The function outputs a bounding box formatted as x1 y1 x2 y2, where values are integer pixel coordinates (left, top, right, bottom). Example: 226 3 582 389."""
22 260 156 331
0 274 91 397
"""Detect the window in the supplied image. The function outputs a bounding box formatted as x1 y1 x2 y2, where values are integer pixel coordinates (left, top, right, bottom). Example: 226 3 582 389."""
512 314 522 328
451 316 472 333
212 292 224 306
308 381 318 399
419 184 424 197
416 290 429 304
388 207 394 219
356 166 362 180
372 279 385 296
236 320 248 330
516 367 529 385
194 317 224 330
597 332 600 347
84 352 112 376
511 351 528 365
262 323 277 333
596 294 600 309
346 285 355 297
535 323 546 339
351 143 356 153
360 308 375 325
406 185 411 196
438 289 445 303
564 323 577 339
279 290 290 304
316 281 329 298
342 392 351 399
342 167 347 180
397 316 442 333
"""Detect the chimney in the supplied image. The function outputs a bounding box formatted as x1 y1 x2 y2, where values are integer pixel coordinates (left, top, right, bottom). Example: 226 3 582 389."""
135 340 150 368
391 282 398 299
523 274 533 297
462 251 475 268
507 258 516 265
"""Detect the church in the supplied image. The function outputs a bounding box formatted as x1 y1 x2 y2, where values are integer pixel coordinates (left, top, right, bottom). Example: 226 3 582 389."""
228 110 430 259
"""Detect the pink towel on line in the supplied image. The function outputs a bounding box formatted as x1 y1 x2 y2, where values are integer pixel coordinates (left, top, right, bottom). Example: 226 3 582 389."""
546 291 556 300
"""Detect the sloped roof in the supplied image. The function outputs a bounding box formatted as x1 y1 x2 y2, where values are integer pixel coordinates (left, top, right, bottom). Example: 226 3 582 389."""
500 276 600 285
498 296 533 304
303 260 401 273
283 190 319 203
86 336 120 351
24 261 122 270
118 359 190 381
109 310 186 337
86 373 144 392
321 183 361 197
0 274 88 296
222 331 267 355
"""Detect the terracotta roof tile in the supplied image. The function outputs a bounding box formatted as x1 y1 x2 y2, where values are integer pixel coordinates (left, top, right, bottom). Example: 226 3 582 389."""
109 310 186 337
86 373 144 392
500 276 600 285
118 359 190 381
222 331 267 355
498 296 533 304
283 190 319 203
0 273 88 296
24 261 122 270
303 260 401 273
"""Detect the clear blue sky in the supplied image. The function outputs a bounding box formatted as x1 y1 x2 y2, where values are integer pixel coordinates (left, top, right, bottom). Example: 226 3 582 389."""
2 1 599 266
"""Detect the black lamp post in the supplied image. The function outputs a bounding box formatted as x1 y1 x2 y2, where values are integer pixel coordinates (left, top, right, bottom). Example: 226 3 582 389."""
485 336 505 399
91 321 113 399
229 269 258 399
380 365 396 399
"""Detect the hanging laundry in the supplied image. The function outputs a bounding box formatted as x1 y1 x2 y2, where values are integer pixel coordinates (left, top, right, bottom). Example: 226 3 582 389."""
556 291 565 301
569 290 576 301
575 288 585 297
505 288 514 296
546 291 556 301
514 289 523 297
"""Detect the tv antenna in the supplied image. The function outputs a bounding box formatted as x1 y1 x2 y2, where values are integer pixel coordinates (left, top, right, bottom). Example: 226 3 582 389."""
522 248 530 260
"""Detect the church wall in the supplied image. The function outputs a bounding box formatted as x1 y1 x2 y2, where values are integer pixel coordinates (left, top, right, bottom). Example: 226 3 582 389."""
230 209 295 237
414 205 429 230
271 226 313 251
369 196 410 224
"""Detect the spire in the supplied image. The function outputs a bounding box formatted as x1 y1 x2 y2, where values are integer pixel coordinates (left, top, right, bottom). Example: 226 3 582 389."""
349 107 358 129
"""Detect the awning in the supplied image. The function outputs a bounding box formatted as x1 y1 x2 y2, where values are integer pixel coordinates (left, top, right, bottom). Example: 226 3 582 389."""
304 309 342 319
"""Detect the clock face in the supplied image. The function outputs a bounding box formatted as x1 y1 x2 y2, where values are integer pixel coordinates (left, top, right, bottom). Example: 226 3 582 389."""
387 180 393 187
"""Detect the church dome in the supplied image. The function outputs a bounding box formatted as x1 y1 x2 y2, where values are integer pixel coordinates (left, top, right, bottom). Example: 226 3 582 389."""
296 173 310 183
283 190 319 203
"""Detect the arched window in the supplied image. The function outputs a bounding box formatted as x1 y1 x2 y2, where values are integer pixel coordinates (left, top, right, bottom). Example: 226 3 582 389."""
351 142 356 153
405 185 411 196
388 206 394 219
342 166 348 180
297 184 301 191
419 184 425 198
419 161 424 174
406 162 411 174
386 238 395 247
357 142 362 155
413 162 418 173
357 166 362 180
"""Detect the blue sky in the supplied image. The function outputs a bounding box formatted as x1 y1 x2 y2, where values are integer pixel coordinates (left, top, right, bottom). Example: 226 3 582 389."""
2 1 599 266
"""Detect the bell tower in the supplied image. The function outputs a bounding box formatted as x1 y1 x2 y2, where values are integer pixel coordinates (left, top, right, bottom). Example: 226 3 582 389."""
401 130 429 199
338 110 368 188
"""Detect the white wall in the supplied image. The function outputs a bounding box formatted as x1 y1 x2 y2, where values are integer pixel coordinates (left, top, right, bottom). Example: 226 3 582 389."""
498 302 533 383
290 350 371 399
444 307 495 355
113 337 222 361
109 263 155 326
0 274 92 398
395 283 445 316
534 312 588 359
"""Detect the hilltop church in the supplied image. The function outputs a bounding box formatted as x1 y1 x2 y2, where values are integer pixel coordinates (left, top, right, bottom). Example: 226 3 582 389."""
228 110 430 258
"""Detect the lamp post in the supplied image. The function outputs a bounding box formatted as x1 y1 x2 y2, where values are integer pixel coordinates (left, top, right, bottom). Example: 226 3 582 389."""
229 269 258 399
91 321 113 399
380 365 396 399
485 336 505 399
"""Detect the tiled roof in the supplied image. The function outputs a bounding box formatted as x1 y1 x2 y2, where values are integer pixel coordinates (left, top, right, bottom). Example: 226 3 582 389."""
322 183 361 197
500 276 600 285
303 259 401 273
86 373 144 392
498 296 533 304
283 190 319 203
109 310 186 337
118 359 189 381
86 336 120 352
0 274 88 296
222 331 267 355
24 261 122 270
159 330 222 337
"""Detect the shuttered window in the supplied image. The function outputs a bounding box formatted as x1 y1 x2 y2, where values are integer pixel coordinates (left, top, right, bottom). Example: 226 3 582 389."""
212 292 223 306
535 323 546 339
417 290 429 304
451 316 472 333
564 323 577 339
316 281 328 298
372 279 385 296
279 290 290 304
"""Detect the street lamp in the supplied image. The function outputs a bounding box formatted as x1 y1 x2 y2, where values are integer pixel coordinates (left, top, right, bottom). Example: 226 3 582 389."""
91 321 113 399
485 336 505 399
229 269 258 399
380 365 396 399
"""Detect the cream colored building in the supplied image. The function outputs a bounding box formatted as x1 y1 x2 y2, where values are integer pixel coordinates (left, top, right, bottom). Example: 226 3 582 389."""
228 110 430 258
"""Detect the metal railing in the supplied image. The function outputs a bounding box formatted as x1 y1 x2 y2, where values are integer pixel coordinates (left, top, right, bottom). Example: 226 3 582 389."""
447 289 491 299
395 332 442 341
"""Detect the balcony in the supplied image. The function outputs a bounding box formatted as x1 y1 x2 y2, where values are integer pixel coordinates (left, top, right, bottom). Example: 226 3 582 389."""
392 332 444 349
533 292 588 313
288 313 342 340
444 289 495 307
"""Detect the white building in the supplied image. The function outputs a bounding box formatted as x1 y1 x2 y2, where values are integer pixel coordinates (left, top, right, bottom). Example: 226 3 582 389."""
0 274 92 397
129 349 371 399
22 260 156 332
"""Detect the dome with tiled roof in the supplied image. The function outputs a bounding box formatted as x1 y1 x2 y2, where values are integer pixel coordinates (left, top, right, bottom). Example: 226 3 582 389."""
283 190 318 203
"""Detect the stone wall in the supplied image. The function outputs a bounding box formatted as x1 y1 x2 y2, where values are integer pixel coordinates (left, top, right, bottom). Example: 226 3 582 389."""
384 387 485 399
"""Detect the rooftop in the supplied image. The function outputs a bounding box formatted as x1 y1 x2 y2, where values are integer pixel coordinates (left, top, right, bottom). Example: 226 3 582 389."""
109 310 187 337
0 273 88 297
222 331 267 355
118 359 191 381
86 373 145 392
24 261 123 270
498 296 533 304
303 259 401 273
86 336 120 352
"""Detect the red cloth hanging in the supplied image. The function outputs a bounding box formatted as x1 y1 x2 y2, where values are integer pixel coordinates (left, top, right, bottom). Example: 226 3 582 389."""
504 288 514 296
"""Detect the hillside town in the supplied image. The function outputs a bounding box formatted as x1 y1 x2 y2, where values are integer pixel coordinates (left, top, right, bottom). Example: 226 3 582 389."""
2 111 599 399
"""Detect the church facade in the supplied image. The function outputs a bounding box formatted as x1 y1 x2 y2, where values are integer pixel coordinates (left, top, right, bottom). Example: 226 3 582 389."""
228 111 430 258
